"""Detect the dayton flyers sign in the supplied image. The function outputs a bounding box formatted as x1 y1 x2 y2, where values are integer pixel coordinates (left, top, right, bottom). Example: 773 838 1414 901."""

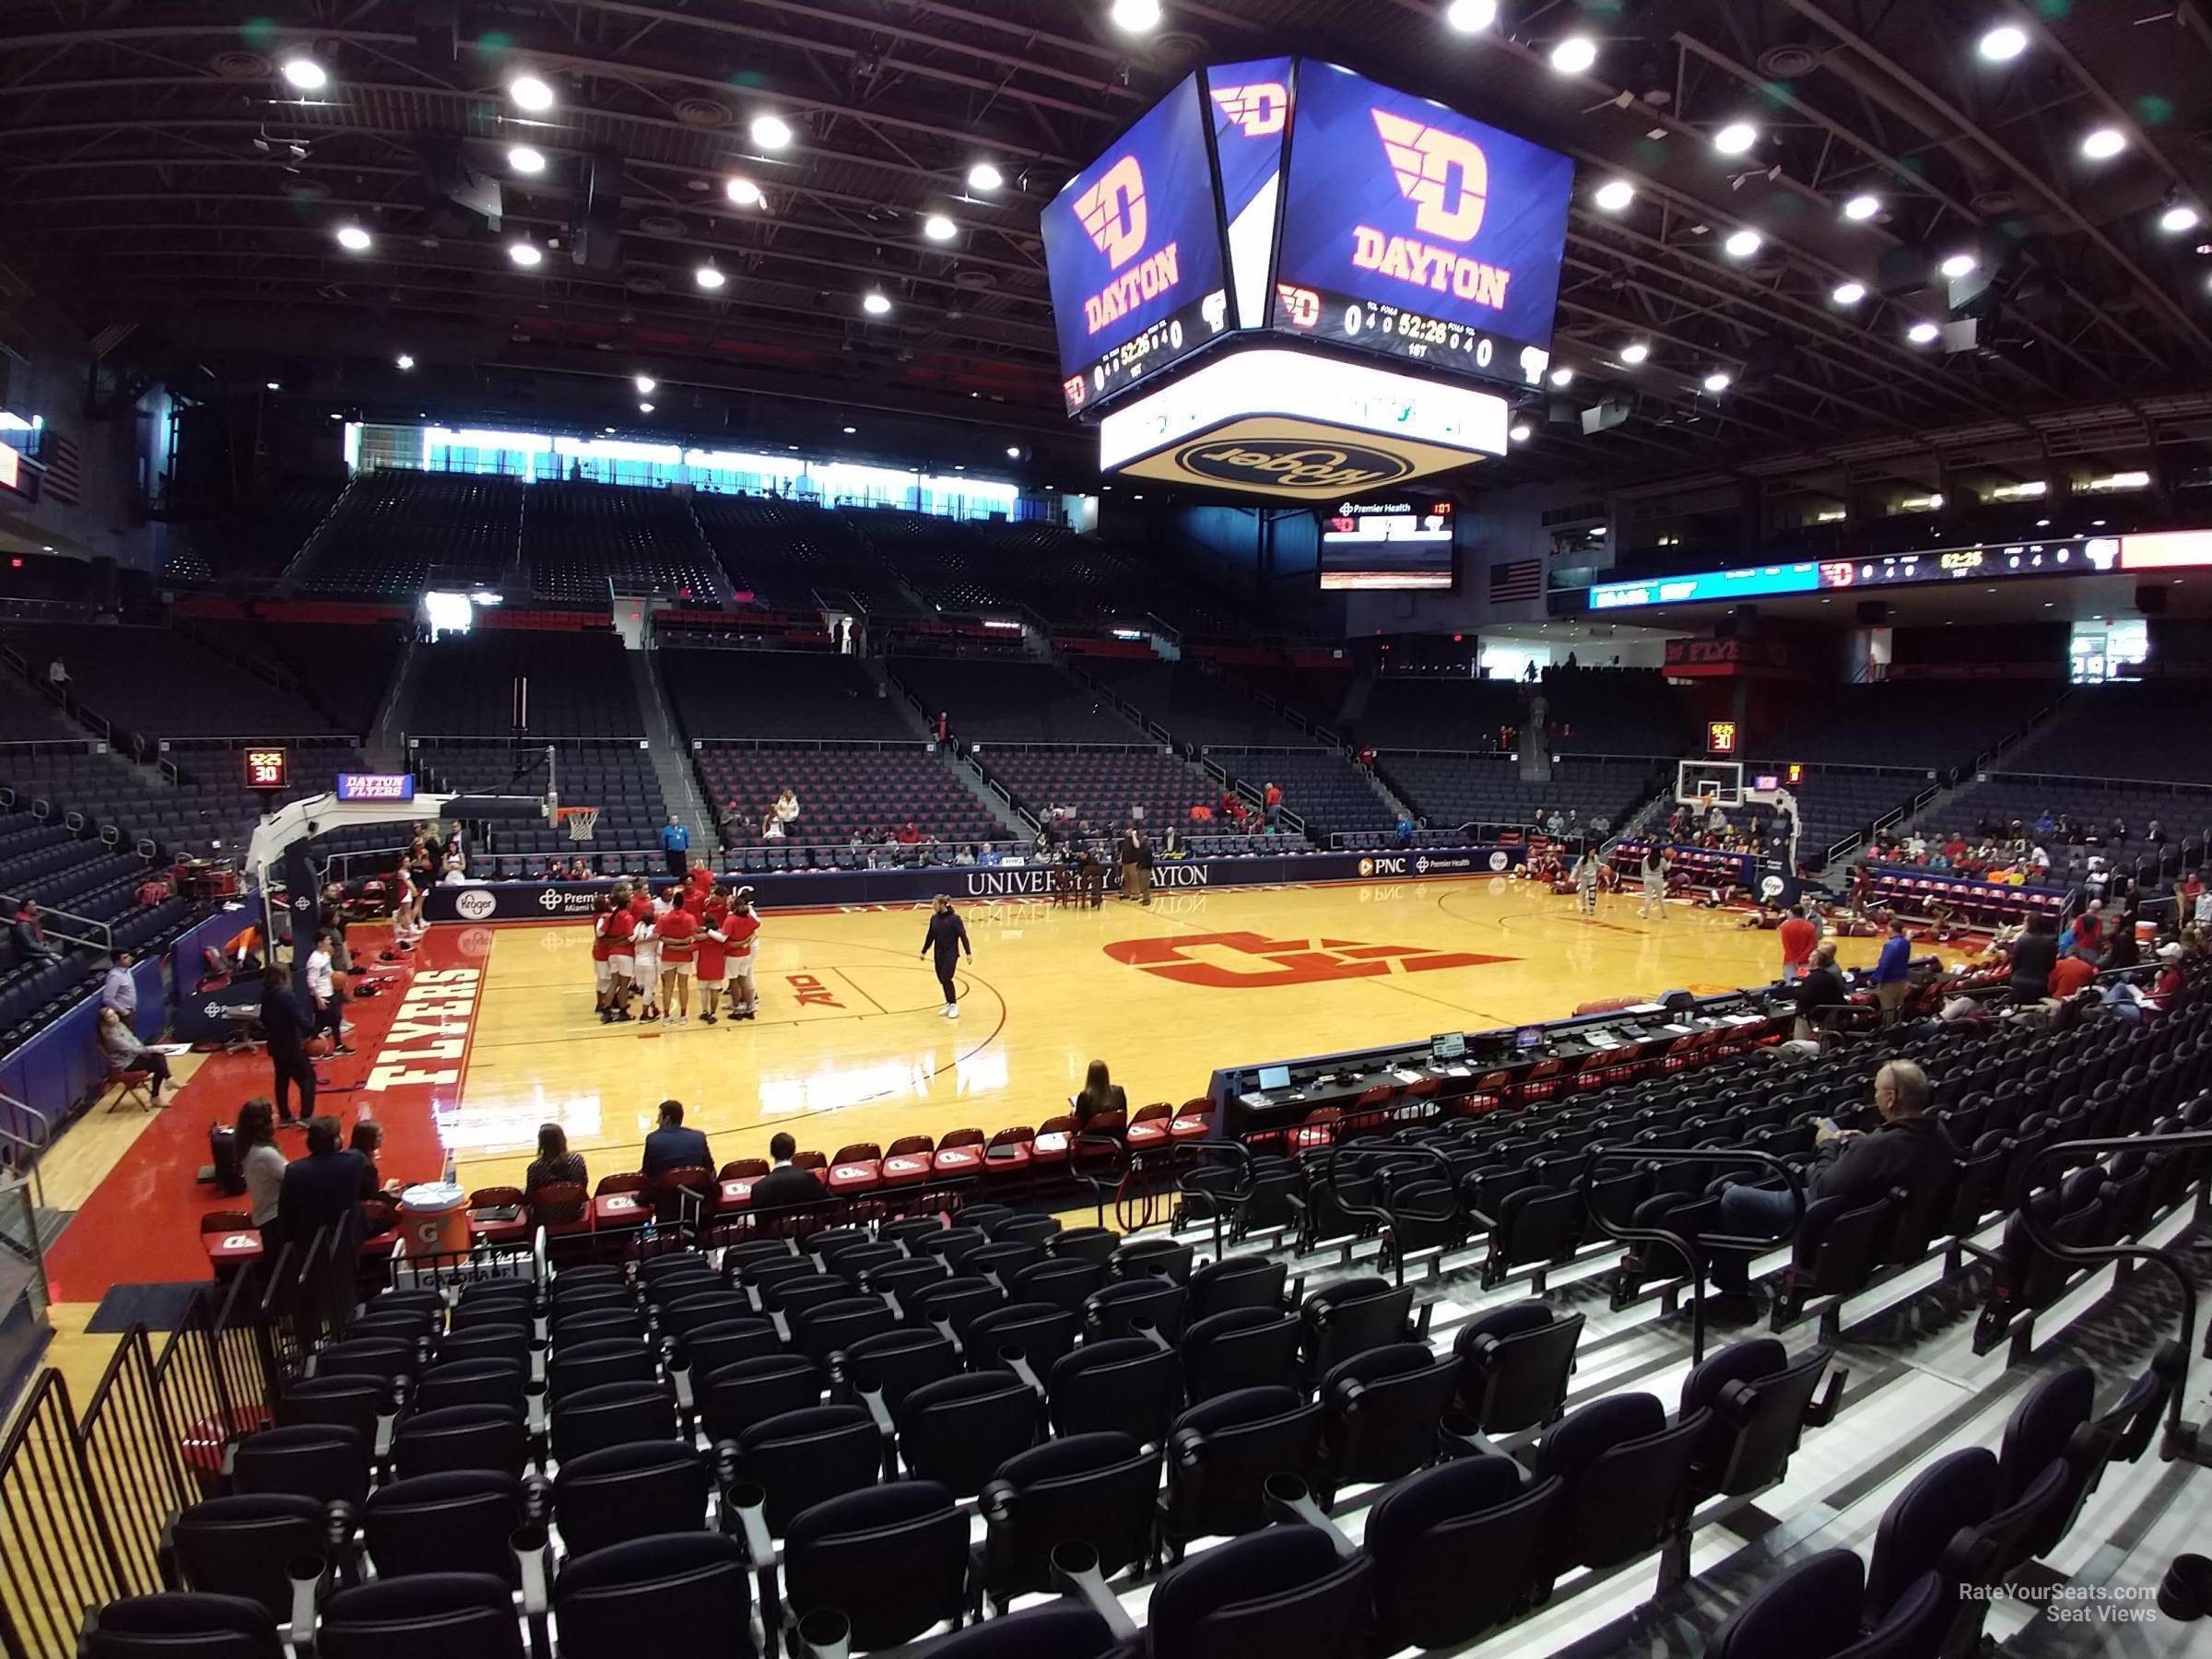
1270 64 1572 381
1041 71 1230 410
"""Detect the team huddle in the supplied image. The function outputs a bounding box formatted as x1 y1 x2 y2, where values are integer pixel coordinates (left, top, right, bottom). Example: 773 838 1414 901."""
590 861 760 1026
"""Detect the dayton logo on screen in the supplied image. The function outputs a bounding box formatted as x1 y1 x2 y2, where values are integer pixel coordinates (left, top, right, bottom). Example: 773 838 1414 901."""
1359 110 1512 312
1211 80 1288 136
1075 156 1181 336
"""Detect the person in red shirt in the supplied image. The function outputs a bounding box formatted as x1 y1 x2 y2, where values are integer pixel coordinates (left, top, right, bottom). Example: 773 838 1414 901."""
601 883 639 1023
717 888 762 1020
696 891 729 1024
1263 781 1283 828
655 886 700 1024
2048 947 2098 1000
1778 905 1818 985
687 858 715 905
896 820 923 846
2072 901 2104 965
590 891 620 1020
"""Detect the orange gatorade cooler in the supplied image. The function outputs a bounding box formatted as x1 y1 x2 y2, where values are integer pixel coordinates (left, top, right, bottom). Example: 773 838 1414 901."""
401 1180 473 1260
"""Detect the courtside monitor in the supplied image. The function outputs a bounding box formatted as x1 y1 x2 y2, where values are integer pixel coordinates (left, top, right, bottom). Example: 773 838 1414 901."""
1515 1025 1544 1052
1319 496 1455 589
1257 1064 1293 1089
1430 1030 1466 1062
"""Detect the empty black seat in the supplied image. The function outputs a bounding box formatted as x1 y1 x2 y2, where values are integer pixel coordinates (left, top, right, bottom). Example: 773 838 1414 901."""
1364 1454 1561 1651
1319 1343 1461 1487
162 1494 327 1623
897 1371 1038 1496
782 1481 970 1652
553 1533 756 1659
1145 1522 1371 1659
1679 1337 1834 1499
315 1571 524 1659
977 1432 1161 1610
361 1471 527 1584
1181 1308 1302 1403
1528 1393 1709 1576
1159 1385 1324 1558
1047 1337 1181 1445
82 1593 285 1659
1452 1300 1583 1435
554 1440 712 1559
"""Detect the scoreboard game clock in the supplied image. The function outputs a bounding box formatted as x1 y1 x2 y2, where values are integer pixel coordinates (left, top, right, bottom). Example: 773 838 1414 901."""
243 747 288 790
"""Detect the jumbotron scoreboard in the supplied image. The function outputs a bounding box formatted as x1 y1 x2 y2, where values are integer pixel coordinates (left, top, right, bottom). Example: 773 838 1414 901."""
1041 60 1573 500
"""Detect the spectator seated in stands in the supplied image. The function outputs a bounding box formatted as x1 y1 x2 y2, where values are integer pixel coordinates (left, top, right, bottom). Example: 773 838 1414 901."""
97 1005 170 1102
12 900 58 964
525 1122 588 1198
1710 1058 1948 1306
750 1130 828 1213
641 1098 712 1181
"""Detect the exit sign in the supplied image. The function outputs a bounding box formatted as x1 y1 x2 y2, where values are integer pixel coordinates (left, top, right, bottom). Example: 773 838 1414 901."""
244 747 288 789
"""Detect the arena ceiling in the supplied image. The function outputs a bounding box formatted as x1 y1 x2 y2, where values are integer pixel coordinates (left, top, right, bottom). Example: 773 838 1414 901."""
5 0 2212 496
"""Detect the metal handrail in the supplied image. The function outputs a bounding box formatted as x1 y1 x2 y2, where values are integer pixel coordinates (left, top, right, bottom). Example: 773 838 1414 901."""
1175 1140 1255 1262
2013 1131 2212 1460
1579 1147 1805 1366
1323 1141 1459 1287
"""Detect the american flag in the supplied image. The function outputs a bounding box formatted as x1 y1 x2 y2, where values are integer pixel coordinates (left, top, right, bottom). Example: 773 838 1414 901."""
38 430 80 507
1488 557 1543 605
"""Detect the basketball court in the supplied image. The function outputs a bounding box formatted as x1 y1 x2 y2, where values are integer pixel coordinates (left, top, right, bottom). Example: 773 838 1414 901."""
38 872 1915 1306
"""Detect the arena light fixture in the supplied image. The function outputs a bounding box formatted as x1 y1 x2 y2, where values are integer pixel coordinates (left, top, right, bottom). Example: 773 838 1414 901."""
863 289 892 315
842 425 857 434
1594 179 1635 212
2159 204 2201 233
1110 0 1163 32
1713 122 1758 155
1702 370 1733 393
335 224 372 253
1549 35 1597 74
395 354 415 371
280 56 328 93
1831 279 1867 305
1445 0 1500 31
695 263 726 290
265 380 281 391
507 146 546 174
751 113 794 150
638 401 654 414
509 75 555 112
1548 366 1575 387
2081 126 2126 159
725 176 763 207
1841 193 1880 221
1939 252 1978 278
1723 228 1762 258
1006 445 1022 458
1618 340 1650 365
633 374 656 394
924 213 958 241
967 161 1004 193
1978 24 2029 61
1509 422 1533 441
508 240 542 267
1907 321 1940 343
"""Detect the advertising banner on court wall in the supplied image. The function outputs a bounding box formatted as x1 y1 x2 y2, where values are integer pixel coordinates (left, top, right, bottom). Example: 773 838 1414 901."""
418 845 1527 924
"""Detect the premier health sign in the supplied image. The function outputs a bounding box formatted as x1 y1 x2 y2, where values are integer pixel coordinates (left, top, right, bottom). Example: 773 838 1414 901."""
1043 60 1571 500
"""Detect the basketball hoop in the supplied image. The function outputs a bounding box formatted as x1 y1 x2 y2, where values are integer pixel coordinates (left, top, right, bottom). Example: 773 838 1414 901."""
556 806 600 843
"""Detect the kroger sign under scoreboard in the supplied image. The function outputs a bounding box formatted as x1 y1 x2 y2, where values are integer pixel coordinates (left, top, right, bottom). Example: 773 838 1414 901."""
1040 60 1573 500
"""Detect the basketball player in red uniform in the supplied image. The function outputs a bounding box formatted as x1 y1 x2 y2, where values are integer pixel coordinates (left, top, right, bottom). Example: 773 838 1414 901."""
656 886 700 1025
718 888 761 1021
696 889 729 1024
601 881 638 1022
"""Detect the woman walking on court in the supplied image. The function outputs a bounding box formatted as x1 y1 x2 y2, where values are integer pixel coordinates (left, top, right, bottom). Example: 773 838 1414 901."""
920 894 971 1019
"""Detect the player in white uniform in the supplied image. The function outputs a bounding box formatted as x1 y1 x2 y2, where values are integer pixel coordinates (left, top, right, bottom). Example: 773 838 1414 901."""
631 893 662 1023
1574 848 1600 916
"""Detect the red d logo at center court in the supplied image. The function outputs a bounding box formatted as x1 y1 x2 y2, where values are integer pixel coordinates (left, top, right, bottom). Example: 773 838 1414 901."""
1105 931 1512 989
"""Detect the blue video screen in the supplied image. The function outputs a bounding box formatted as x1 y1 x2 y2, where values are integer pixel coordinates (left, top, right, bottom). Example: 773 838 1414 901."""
1041 72 1232 416
1589 564 1822 610
1268 63 1574 390
1205 59 1293 330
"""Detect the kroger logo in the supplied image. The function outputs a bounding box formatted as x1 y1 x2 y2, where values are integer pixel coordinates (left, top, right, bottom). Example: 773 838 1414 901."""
453 888 498 921
1489 851 1511 872
1175 439 1413 493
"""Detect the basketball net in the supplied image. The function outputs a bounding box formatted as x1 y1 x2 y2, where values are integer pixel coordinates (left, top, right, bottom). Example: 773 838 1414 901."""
557 806 600 843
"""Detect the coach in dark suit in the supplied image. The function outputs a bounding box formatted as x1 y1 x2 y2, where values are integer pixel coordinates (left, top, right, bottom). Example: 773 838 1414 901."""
642 1099 712 1181
275 1116 366 1250
749 1132 829 1213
